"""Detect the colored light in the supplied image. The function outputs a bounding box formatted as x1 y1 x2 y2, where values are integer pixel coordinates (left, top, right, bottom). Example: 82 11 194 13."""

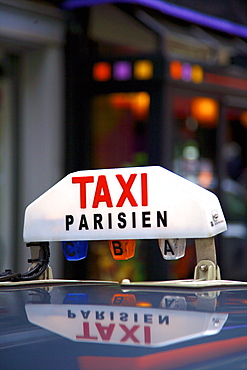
136 302 152 307
134 60 153 80
240 111 247 128
170 61 182 80
93 62 111 81
131 92 150 119
110 93 131 109
113 61 132 81
108 240 136 260
191 97 219 127
110 92 150 120
111 294 136 306
182 63 192 81
63 293 88 304
192 65 204 83
62 241 88 261
198 170 213 188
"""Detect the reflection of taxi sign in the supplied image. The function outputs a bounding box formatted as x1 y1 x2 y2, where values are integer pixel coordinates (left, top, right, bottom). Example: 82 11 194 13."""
25 304 228 347
23 166 226 242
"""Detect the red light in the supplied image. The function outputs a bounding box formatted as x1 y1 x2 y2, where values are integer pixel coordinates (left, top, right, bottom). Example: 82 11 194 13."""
93 62 111 81
170 61 182 80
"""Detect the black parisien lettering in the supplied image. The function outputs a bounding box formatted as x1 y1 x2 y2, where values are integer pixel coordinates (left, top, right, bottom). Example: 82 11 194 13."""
118 212 127 229
142 211 151 228
65 215 74 230
94 214 103 229
79 214 89 230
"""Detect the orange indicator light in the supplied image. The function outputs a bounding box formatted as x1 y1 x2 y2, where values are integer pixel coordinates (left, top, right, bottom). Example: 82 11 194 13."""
111 294 137 306
108 240 136 260
134 60 153 80
170 60 182 80
93 62 111 81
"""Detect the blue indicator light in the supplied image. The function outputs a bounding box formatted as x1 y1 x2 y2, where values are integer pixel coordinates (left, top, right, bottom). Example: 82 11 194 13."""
62 241 88 261
63 293 88 304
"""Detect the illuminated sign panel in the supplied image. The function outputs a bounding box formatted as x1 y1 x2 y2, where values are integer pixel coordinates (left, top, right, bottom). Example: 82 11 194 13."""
92 59 154 82
170 61 204 83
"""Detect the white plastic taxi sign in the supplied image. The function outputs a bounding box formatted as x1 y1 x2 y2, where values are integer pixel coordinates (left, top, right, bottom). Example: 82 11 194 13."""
23 166 226 242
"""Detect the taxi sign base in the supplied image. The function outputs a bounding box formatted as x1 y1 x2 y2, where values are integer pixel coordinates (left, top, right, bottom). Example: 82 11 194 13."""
121 279 247 289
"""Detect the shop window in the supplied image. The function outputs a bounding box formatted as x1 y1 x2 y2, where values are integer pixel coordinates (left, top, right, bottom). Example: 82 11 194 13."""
92 92 149 169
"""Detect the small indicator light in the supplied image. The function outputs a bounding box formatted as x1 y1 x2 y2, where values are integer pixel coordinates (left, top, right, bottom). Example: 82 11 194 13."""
170 60 182 80
62 241 88 261
158 239 186 260
93 62 111 81
63 293 88 304
182 63 192 81
113 61 132 80
111 294 136 306
160 296 187 310
134 60 153 80
192 65 204 83
108 240 136 260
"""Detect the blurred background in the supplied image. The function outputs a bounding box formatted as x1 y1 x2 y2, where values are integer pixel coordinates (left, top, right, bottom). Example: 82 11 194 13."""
0 0 247 282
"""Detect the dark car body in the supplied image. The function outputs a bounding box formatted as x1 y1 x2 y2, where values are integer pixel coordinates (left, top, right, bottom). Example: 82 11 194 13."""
1 280 247 370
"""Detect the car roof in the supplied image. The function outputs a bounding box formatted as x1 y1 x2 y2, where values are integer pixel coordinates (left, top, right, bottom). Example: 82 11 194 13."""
1 281 247 370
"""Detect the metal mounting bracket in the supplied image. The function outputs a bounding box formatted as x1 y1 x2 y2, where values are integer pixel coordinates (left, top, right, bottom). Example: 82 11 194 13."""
194 238 221 280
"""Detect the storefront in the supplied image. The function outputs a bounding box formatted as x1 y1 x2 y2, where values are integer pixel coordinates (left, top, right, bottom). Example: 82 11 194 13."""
65 2 247 281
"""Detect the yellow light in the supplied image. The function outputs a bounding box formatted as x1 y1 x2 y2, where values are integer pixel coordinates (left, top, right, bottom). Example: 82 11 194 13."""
93 62 111 81
191 97 219 127
192 65 204 83
134 60 153 80
131 92 150 119
170 60 182 80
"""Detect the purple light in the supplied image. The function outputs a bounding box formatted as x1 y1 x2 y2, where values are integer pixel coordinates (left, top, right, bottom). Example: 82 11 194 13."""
182 63 192 81
113 61 132 81
62 0 247 39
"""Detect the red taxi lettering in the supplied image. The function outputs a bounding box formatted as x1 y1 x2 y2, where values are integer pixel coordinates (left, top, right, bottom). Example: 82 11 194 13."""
144 326 151 344
141 173 148 206
72 173 148 209
72 176 94 208
76 323 150 344
116 174 138 207
76 322 98 340
95 323 115 340
120 325 140 343
92 175 113 208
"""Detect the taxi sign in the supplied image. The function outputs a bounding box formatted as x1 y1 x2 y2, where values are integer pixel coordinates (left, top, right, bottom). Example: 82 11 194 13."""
23 166 226 243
